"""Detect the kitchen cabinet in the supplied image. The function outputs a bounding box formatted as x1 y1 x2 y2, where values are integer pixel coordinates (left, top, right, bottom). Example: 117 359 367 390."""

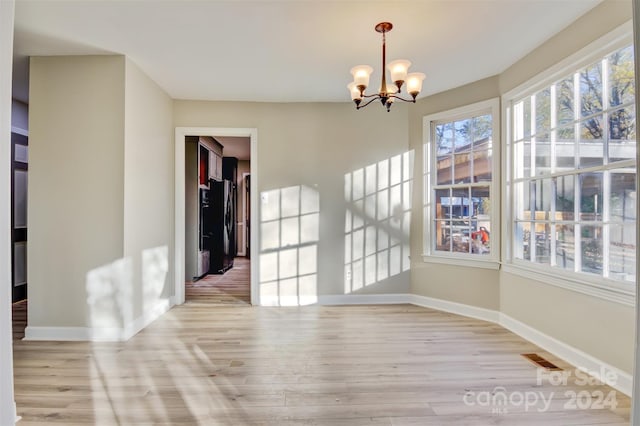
209 150 223 181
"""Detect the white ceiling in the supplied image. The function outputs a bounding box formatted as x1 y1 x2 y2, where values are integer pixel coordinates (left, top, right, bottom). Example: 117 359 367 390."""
214 136 251 161
12 0 603 104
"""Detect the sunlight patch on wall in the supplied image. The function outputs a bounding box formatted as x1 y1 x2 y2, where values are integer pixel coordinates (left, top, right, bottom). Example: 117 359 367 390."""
260 185 319 306
86 257 133 338
142 245 169 313
344 151 413 293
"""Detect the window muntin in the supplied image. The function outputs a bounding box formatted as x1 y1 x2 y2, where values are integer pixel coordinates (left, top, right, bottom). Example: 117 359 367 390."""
427 109 495 258
509 44 636 284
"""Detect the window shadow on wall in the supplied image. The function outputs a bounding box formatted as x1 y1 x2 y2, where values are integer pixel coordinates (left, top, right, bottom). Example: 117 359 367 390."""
85 245 170 340
259 185 319 306
344 151 414 293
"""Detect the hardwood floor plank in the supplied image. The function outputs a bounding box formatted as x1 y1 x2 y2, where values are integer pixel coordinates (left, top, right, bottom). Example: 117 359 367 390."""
12 299 27 340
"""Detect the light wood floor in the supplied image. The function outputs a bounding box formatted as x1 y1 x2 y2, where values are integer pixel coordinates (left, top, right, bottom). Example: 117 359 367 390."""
186 257 251 305
12 303 630 425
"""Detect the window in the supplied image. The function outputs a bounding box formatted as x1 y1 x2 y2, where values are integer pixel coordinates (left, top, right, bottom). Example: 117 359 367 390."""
423 99 500 266
507 39 636 289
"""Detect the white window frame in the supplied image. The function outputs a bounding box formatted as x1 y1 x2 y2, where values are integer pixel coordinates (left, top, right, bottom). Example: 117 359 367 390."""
423 98 501 269
502 22 636 305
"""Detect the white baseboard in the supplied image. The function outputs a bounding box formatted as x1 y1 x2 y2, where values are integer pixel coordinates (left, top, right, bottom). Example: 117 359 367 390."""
259 294 410 307
317 293 411 305
260 295 320 306
409 294 501 323
24 298 175 342
500 313 632 396
24 326 105 341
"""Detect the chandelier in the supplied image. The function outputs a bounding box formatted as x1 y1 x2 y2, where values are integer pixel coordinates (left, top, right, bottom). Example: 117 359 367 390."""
348 22 425 112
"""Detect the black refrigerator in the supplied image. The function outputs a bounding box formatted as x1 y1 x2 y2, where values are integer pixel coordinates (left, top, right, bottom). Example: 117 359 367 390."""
205 178 235 274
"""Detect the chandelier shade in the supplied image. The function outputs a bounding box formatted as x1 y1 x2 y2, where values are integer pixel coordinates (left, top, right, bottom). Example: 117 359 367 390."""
406 72 426 96
350 65 374 89
348 22 425 112
387 59 411 86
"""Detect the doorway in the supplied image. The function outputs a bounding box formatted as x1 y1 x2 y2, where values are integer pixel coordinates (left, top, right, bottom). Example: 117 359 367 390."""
11 131 28 303
183 135 251 305
174 127 258 306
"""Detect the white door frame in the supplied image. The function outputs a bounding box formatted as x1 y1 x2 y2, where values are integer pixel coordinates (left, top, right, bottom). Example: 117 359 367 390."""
239 171 250 257
174 127 259 305
1 0 17 423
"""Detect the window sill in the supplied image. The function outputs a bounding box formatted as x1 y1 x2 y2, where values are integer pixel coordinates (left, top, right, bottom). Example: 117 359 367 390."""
502 263 635 307
422 254 501 270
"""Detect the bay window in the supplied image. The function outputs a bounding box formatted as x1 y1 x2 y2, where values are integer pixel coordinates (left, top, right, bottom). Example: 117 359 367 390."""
506 36 636 292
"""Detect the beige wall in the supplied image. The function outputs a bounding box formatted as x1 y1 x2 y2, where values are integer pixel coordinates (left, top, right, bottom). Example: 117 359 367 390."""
409 76 501 310
174 101 412 299
27 56 174 336
123 58 174 321
28 56 126 328
501 272 635 372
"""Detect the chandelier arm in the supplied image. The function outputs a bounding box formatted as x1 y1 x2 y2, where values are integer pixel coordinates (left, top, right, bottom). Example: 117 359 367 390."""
389 94 417 103
361 93 381 99
356 96 382 109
